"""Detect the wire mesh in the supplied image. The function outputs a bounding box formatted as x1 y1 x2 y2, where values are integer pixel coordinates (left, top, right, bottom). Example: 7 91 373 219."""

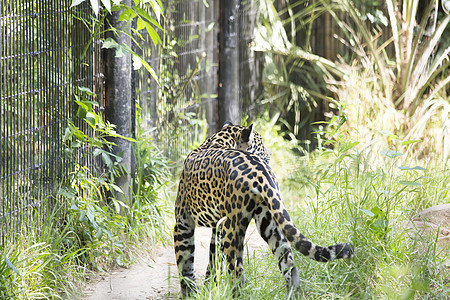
0 0 103 245
136 0 263 165
136 0 219 167
1 0 263 244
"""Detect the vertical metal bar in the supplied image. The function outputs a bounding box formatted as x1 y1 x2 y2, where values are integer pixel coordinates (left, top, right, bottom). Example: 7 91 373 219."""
0 0 5 246
218 0 241 126
6 0 13 241
0 0 3 246
26 0 32 233
104 0 134 212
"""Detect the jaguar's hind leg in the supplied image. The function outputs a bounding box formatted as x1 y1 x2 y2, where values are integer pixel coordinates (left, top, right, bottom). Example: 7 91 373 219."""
206 227 224 280
217 216 251 292
254 204 301 296
174 212 196 297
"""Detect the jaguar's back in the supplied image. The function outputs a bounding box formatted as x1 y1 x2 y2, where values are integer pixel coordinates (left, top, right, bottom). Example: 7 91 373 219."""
173 122 353 297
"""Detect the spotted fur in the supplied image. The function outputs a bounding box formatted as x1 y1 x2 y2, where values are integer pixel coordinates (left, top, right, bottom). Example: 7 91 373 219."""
174 122 353 297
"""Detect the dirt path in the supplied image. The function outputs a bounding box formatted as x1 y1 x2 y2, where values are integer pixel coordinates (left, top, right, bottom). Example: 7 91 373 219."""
80 224 268 300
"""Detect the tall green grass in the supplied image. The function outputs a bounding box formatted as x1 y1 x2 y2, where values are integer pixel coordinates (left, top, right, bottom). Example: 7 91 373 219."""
0 101 172 298
189 115 449 299
0 205 89 299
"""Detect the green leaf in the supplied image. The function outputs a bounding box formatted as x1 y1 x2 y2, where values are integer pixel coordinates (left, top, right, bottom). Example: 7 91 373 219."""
109 183 124 194
134 54 158 82
58 187 76 199
360 208 375 217
77 106 87 120
150 0 164 17
118 8 137 21
102 37 119 49
113 199 121 214
101 152 113 168
96 227 103 239
5 255 20 276
85 112 97 127
398 166 426 171
63 127 73 143
146 23 161 47
399 180 421 187
79 211 87 222
137 17 146 31
90 0 100 15
100 0 112 13
370 206 385 217
381 149 403 158
70 0 85 9
77 86 94 95
115 44 130 57
71 140 82 148
401 139 422 145
134 7 163 29
86 205 96 224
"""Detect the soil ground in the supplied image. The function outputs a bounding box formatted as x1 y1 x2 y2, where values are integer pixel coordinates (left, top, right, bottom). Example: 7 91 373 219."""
80 224 267 300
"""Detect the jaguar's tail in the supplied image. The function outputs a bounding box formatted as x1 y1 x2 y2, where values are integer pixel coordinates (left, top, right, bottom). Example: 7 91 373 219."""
255 184 353 262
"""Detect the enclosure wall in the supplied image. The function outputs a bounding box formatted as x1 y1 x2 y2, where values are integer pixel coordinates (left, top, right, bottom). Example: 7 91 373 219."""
0 0 103 245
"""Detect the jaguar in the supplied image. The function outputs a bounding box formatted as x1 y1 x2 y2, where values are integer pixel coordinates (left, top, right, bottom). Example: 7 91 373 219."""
173 122 353 297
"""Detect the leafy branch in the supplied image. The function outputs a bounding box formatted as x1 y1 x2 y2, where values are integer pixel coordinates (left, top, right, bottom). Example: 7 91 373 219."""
70 0 164 80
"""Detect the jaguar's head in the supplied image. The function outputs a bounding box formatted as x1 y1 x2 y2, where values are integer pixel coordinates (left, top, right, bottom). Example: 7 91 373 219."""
221 122 271 165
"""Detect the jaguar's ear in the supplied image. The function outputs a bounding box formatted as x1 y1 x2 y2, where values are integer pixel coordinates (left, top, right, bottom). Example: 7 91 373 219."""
240 124 254 144
222 120 233 128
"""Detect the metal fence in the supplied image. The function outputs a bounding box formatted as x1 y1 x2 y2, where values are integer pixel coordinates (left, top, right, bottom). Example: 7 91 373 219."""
0 0 103 245
1 0 263 244
136 0 263 164
137 0 219 165
136 0 262 166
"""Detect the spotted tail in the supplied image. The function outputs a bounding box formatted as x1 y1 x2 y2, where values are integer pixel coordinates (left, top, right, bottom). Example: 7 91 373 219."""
259 187 353 262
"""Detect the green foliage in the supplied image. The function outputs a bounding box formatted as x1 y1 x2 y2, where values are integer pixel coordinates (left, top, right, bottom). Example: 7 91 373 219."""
325 0 449 114
64 87 132 180
129 105 171 242
0 91 171 297
0 206 92 299
59 90 171 271
287 114 448 298
71 0 163 79
254 0 333 142
254 0 449 162
201 113 448 299
0 251 20 299
59 165 131 270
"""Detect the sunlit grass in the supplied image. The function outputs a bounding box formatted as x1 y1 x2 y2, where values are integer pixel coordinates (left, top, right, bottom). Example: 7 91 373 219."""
191 117 450 299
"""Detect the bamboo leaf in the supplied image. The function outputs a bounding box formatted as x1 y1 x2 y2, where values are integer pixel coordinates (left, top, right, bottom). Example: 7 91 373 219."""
381 149 403 158
399 180 421 187
5 256 20 276
90 0 100 15
136 17 146 31
411 14 449 93
70 0 85 8
118 8 137 21
134 7 163 29
100 0 112 13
